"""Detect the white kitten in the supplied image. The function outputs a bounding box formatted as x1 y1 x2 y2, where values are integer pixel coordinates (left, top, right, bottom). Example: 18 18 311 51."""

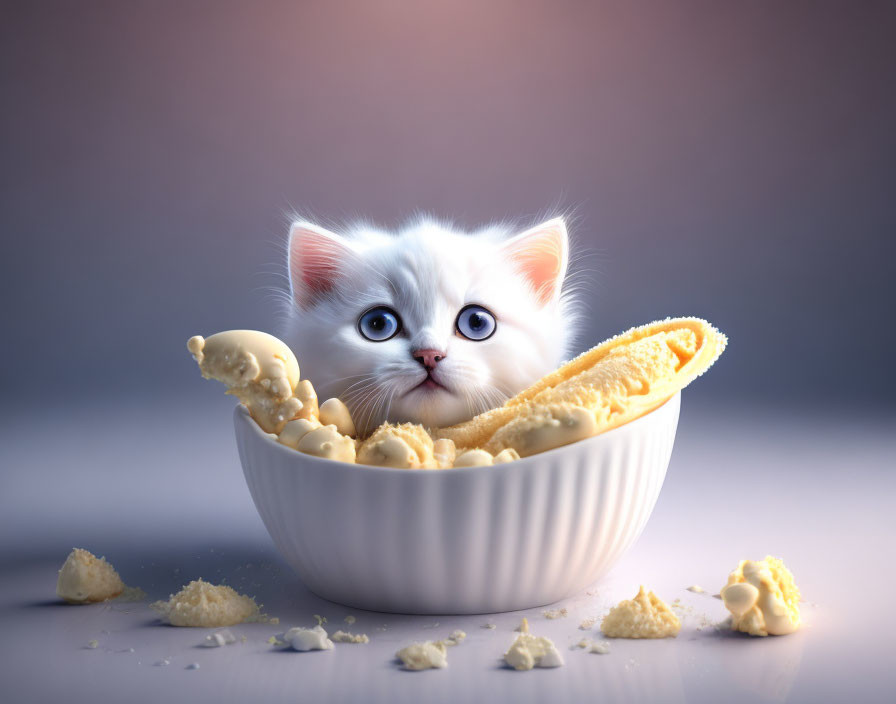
282 215 579 434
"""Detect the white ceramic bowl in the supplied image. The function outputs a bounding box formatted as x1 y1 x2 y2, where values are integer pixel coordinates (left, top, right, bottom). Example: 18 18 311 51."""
234 392 681 615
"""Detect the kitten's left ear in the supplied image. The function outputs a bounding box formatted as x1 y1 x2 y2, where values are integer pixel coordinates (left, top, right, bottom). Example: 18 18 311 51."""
501 217 569 306
288 221 356 309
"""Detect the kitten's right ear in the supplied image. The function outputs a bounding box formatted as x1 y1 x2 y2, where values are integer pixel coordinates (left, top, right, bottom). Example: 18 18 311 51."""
500 217 569 306
288 221 354 309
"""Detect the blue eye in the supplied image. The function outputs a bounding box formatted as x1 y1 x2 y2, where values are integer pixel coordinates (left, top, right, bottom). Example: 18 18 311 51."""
456 305 496 341
358 306 402 342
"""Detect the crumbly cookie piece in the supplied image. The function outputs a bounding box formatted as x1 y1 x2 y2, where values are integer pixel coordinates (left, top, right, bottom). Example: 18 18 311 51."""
601 586 681 638
56 548 125 603
330 630 369 644
151 579 261 627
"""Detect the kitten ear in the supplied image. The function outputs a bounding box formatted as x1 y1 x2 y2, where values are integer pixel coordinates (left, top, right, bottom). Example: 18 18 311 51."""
501 217 569 306
288 221 355 309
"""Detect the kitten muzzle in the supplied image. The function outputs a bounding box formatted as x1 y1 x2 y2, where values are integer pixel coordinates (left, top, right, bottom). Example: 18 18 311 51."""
408 372 450 395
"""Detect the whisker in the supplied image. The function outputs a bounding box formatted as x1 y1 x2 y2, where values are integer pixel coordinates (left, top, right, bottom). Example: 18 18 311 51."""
368 381 395 432
381 383 399 428
337 375 383 397
356 381 389 434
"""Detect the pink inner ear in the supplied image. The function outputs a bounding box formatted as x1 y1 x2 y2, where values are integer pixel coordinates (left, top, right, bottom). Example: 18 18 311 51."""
504 222 567 306
289 225 347 308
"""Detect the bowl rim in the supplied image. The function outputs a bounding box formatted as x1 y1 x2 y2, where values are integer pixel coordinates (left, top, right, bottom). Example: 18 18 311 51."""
235 391 681 478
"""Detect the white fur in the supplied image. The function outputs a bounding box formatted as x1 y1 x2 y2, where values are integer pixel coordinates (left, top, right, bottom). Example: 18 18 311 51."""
283 215 579 434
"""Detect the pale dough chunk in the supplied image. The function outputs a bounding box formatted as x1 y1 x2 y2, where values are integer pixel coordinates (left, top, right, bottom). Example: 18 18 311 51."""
357 423 436 469
438 317 726 452
601 586 681 638
357 434 416 468
187 330 304 434
432 438 456 468
293 380 320 423
277 417 321 449
503 619 563 670
493 448 521 463
452 449 494 467
721 556 800 636
396 641 448 670
319 397 356 437
151 579 260 627
296 425 356 463
56 548 125 603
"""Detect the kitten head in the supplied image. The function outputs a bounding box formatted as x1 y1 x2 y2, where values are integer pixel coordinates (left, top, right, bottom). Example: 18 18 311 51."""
283 215 578 434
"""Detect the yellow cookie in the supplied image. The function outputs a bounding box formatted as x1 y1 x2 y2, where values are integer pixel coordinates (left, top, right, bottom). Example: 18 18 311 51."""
438 317 726 452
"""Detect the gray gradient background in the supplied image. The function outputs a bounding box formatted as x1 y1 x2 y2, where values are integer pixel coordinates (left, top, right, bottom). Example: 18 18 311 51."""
2 2 895 703
2 0 895 407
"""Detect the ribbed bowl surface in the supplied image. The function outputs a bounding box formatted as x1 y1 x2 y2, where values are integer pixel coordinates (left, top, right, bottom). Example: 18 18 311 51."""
234 393 680 614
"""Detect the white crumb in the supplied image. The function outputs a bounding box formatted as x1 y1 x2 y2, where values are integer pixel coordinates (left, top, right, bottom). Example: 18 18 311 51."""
201 629 237 647
280 625 333 651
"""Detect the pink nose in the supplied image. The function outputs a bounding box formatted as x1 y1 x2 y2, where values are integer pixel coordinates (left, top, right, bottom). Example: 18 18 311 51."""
412 348 446 370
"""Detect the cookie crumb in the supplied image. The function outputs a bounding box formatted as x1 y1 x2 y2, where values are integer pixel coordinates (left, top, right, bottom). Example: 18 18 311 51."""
578 616 598 630
542 608 568 619
330 630 369 644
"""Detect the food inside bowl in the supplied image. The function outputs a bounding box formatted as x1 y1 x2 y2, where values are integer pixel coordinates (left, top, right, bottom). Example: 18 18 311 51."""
188 316 726 468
